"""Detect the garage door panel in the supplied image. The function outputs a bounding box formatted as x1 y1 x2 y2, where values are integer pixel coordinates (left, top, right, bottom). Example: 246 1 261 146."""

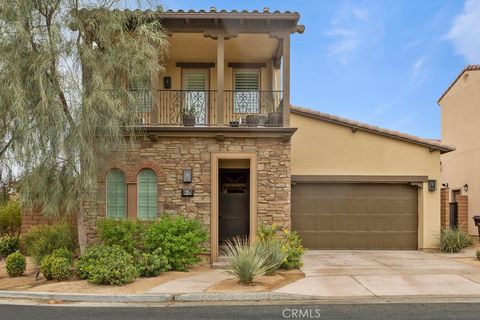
292 183 418 250
348 216 370 231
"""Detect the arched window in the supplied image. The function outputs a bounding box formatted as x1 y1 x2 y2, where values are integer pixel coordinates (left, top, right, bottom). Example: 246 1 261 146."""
106 169 126 219
137 169 158 219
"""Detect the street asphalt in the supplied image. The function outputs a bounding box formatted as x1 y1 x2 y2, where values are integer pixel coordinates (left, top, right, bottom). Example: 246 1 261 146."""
1 303 480 320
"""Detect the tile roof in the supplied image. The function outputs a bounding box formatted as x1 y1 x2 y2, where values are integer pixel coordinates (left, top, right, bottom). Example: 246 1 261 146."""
77 7 300 19
290 106 454 153
164 8 299 15
438 64 480 104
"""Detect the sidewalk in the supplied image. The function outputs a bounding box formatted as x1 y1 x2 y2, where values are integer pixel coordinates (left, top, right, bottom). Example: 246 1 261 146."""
1 249 480 305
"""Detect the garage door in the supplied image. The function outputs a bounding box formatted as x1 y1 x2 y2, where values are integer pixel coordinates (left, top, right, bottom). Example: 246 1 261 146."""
291 183 418 249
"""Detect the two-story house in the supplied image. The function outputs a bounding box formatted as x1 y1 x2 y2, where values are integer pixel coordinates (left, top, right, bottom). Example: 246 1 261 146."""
438 65 480 236
26 8 453 263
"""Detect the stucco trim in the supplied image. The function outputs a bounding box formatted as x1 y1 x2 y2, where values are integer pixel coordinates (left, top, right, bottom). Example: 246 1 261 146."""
211 152 257 263
291 106 454 154
291 175 429 184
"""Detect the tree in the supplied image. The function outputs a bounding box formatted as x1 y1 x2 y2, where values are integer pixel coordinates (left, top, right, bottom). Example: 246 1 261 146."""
0 0 168 250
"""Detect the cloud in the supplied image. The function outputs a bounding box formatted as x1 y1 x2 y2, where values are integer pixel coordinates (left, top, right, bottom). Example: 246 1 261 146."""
446 0 480 62
324 1 379 64
410 57 427 86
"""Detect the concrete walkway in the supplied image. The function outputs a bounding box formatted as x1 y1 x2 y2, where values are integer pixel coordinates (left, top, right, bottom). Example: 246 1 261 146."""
275 249 480 297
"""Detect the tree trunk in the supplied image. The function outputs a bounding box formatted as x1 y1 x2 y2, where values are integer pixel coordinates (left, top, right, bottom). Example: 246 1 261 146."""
76 208 88 253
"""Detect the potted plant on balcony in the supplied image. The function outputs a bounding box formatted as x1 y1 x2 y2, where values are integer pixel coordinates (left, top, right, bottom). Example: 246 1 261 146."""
181 107 197 126
268 111 283 127
246 114 261 127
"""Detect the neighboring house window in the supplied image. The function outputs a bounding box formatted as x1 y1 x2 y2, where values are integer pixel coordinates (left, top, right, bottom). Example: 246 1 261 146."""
106 169 126 219
137 169 158 219
234 69 260 113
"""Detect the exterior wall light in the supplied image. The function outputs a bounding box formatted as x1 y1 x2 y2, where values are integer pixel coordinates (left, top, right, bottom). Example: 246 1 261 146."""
183 168 192 183
428 180 437 192
463 184 468 192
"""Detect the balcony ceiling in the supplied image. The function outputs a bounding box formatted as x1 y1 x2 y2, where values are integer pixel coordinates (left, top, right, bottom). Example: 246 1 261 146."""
168 33 279 62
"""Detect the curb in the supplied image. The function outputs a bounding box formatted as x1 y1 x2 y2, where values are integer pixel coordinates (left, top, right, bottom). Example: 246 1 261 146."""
0 291 173 303
0 290 310 303
2 290 480 305
174 292 314 302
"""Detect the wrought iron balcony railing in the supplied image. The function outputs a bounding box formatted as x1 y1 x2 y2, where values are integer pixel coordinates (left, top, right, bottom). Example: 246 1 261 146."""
129 90 284 126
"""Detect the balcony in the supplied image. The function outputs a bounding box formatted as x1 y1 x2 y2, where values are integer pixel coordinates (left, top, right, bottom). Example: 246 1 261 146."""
130 90 284 127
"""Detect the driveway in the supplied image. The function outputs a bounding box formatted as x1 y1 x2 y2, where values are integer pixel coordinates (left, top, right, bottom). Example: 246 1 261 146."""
275 249 480 298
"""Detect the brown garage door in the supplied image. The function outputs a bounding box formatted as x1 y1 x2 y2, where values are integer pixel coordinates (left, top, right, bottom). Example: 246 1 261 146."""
291 183 418 249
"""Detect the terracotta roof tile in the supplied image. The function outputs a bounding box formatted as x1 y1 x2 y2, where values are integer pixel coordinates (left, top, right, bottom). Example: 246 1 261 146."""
438 64 480 104
290 106 455 153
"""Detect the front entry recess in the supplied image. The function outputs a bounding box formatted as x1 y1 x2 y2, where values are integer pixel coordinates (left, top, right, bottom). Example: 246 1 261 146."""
218 169 250 243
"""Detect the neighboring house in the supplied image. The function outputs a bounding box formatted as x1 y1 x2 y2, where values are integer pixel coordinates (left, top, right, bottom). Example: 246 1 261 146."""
438 65 480 236
24 8 454 261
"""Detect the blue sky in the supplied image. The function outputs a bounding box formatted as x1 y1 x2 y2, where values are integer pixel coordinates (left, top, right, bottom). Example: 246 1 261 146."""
130 0 480 139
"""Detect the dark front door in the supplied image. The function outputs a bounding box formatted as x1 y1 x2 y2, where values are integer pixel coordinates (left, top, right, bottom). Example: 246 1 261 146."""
219 169 249 243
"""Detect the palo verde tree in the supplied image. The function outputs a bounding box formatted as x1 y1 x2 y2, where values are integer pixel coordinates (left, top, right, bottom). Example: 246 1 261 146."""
0 0 168 249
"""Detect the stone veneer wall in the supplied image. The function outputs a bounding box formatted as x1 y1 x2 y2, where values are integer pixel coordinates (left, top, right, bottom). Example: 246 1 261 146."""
81 136 291 248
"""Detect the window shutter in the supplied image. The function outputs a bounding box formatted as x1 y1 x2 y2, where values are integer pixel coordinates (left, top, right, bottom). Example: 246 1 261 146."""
138 169 158 220
234 70 259 91
186 73 206 90
106 169 126 219
234 70 260 113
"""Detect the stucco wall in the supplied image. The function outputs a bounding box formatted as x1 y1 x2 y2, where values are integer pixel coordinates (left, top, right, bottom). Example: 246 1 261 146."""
290 112 442 249
440 70 480 235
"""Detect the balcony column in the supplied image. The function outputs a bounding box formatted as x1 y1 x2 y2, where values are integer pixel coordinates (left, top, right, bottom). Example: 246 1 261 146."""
216 32 225 126
282 33 290 127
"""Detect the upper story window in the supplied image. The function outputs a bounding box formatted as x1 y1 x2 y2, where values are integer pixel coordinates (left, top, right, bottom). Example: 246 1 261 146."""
106 169 126 219
137 169 158 220
128 76 152 123
233 69 260 114
182 69 209 125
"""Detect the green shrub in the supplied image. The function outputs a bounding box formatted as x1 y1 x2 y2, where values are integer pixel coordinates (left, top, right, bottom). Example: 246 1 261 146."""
476 250 480 261
97 219 146 254
257 224 278 242
280 230 305 270
21 223 76 265
0 235 20 258
5 252 26 277
40 255 55 280
440 228 473 253
40 248 74 280
50 257 72 281
256 225 305 270
224 237 272 285
76 245 138 285
135 251 165 277
144 215 208 271
256 239 287 276
0 201 22 236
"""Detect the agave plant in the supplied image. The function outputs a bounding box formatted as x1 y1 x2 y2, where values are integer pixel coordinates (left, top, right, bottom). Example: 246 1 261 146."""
223 237 273 284
256 239 288 276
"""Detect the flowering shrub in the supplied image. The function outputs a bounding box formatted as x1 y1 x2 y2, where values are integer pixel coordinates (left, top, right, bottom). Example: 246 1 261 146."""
257 224 305 270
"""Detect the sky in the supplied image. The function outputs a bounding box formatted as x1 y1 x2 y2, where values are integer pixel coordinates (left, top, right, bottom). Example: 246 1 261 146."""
127 0 480 139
